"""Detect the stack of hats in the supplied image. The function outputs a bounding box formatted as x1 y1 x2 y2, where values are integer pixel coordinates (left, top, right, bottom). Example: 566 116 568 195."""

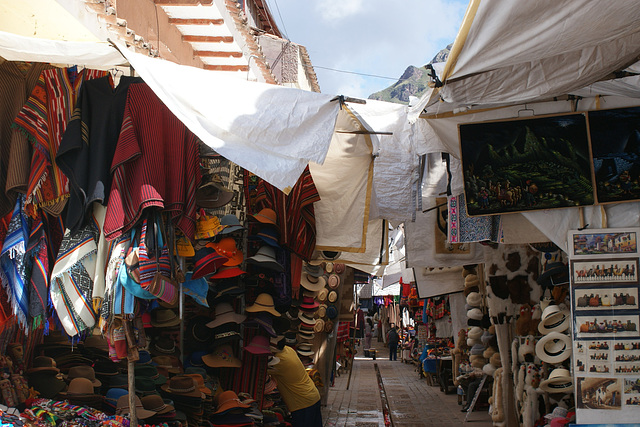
210 390 253 426
26 356 67 399
59 377 104 409
115 394 157 421
161 375 205 426
140 394 185 424
465 272 487 370
535 302 573 393
206 302 246 350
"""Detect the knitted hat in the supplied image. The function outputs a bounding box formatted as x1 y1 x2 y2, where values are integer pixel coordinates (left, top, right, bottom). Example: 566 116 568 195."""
467 308 483 320
466 292 482 307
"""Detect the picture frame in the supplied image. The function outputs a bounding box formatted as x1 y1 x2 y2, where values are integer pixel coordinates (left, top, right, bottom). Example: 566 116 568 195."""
588 106 640 204
571 259 639 285
569 228 639 259
575 314 640 338
574 287 639 311
458 112 594 216
576 377 622 410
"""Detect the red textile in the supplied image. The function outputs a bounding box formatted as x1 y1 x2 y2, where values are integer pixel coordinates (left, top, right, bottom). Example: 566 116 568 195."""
104 84 201 240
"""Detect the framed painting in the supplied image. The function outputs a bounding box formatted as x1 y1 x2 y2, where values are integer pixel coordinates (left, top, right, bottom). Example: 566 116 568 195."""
459 113 594 216
588 106 640 204
569 228 639 259
571 258 639 285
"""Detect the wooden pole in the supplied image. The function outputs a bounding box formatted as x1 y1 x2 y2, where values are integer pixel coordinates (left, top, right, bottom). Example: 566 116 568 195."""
127 356 138 427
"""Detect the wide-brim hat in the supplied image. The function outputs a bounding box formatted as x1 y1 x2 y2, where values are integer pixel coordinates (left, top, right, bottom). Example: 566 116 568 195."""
161 375 204 398
326 305 338 319
299 312 317 325
324 320 334 333
327 274 340 290
246 293 280 316
59 377 101 399
537 262 569 288
298 329 314 341
202 344 242 368
209 238 243 267
252 312 277 337
297 346 315 357
325 262 334 273
192 247 229 279
150 336 180 357
116 394 157 419
27 356 60 374
249 208 278 228
321 251 341 261
210 265 246 279
211 279 245 299
535 332 572 364
299 296 319 311
328 290 338 303
189 316 214 343
256 226 280 248
466 292 482 307
247 246 284 272
303 263 324 278
272 316 291 335
152 356 183 376
314 319 325 333
539 368 573 393
215 390 251 414
538 304 570 334
334 263 345 274
300 274 326 292
141 393 175 415
206 302 246 328
66 365 102 387
245 335 272 355
28 374 67 398
220 215 245 235
317 304 327 318
135 365 167 386
151 309 181 328
284 332 297 345
210 323 242 345
135 376 159 395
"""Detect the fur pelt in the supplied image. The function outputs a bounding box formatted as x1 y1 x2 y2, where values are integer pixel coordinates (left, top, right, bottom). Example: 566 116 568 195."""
492 367 505 422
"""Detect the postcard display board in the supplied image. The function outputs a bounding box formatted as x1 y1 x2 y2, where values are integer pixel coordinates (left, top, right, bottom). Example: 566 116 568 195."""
569 228 640 424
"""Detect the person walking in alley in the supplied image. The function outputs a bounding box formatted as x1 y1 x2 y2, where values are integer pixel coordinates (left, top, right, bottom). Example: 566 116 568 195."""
387 324 399 361
364 317 373 349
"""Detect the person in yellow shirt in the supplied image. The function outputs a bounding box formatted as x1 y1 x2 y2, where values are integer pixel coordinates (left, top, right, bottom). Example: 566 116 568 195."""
268 343 322 426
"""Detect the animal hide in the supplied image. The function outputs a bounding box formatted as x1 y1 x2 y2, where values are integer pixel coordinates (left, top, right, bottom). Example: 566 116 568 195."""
492 367 505 422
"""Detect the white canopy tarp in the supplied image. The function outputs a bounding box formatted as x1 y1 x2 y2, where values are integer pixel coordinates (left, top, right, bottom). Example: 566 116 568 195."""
0 30 124 68
115 42 340 193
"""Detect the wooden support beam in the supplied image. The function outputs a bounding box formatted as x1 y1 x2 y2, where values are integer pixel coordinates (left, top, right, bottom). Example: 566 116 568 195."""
195 50 243 58
168 18 224 25
155 0 213 5
203 64 248 72
183 35 233 43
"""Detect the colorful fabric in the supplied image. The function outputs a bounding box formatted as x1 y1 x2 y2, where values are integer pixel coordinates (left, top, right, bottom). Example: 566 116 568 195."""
13 67 107 217
0 196 31 329
50 206 103 336
255 166 321 261
57 75 143 232
104 83 201 241
25 212 49 322
448 193 503 243
0 61 49 217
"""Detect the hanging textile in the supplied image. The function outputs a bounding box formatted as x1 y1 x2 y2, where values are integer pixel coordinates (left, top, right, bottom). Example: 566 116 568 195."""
255 166 321 261
0 195 31 329
57 75 143 232
448 193 503 243
104 83 201 241
25 212 49 324
13 67 107 217
50 204 107 336
0 61 49 217
424 296 450 320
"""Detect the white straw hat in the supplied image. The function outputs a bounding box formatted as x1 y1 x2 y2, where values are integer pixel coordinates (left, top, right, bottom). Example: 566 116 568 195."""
538 304 570 334
539 368 573 393
535 331 572 364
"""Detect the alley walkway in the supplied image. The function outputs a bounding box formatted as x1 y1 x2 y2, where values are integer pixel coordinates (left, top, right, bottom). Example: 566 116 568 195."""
322 340 493 427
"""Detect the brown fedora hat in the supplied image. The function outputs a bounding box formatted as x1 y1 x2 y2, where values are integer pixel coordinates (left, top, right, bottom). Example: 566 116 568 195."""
66 365 101 387
161 375 204 398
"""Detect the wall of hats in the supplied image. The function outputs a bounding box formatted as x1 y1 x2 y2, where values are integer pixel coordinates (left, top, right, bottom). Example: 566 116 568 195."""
568 227 640 424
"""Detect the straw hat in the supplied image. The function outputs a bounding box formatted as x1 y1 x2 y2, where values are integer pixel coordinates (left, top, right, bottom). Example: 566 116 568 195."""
325 262 334 273
299 296 319 311
538 368 573 393
538 304 570 334
317 304 327 318
298 311 317 325
317 288 328 302
206 302 246 328
300 274 327 292
328 290 338 303
326 305 338 319
246 293 281 317
327 274 340 290
535 331 572 364
314 318 325 333
334 263 345 274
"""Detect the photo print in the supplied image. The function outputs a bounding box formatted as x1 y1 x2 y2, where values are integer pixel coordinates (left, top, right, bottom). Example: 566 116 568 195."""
572 259 639 284
577 377 622 410
570 229 638 257
574 287 639 310
575 314 640 338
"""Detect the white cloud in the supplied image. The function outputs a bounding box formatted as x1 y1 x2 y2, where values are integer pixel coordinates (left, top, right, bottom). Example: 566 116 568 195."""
315 0 364 22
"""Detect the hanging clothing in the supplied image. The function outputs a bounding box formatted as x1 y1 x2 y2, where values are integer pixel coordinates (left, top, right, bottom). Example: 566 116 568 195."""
57 75 143 232
448 193 503 243
50 204 107 336
104 83 201 241
0 195 31 329
255 166 321 260
13 67 107 217
0 62 49 217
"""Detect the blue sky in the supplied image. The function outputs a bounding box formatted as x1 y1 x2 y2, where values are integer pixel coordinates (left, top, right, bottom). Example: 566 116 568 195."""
266 0 469 99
